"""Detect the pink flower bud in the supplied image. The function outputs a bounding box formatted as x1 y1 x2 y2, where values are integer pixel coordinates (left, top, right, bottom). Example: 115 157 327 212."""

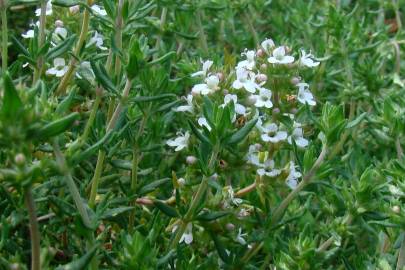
216 72 224 81
55 20 64 27
223 89 229 95
256 49 265 57
226 223 235 231
272 107 280 114
14 153 26 165
290 108 298 114
186 155 197 165
256 73 267 82
290 77 301 85
69 5 80 14
254 143 262 150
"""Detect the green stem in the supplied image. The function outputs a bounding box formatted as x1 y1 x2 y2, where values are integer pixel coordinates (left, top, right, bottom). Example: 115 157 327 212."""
89 79 132 207
114 0 124 77
89 150 106 208
154 7 167 59
25 187 41 270
169 147 219 250
53 139 92 228
243 8 259 46
271 144 328 225
195 10 208 54
33 0 47 83
128 147 138 232
81 90 102 143
1 0 8 72
56 0 92 95
397 234 405 270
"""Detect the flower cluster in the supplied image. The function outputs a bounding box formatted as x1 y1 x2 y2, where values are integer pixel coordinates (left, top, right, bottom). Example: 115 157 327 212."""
166 38 320 244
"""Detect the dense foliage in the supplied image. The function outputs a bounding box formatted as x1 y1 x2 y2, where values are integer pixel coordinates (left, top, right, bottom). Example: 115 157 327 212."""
1 0 405 269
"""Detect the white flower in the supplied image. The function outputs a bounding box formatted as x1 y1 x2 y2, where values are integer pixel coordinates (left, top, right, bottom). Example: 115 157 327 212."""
172 223 193 245
222 94 247 120
288 123 308 148
46 58 68 77
52 26 68 44
22 21 40 39
166 131 190 151
191 59 213 78
198 117 212 131
236 228 247 245
237 50 256 70
88 31 108 50
297 83 316 106
22 30 35 39
191 75 220 95
268 46 295 64
259 121 287 143
174 94 194 113
261 38 275 54
35 1 52 16
286 161 302 189
91 4 107 16
76 61 95 82
225 185 242 206
247 147 281 177
252 87 273 108
232 67 259 93
300 49 320 67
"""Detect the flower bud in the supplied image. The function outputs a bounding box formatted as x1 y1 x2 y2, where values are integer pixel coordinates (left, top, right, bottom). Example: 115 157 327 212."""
216 72 224 81
256 49 265 58
211 173 218 181
290 108 298 114
69 5 80 14
55 20 64 27
272 107 280 114
178 177 186 186
392 205 400 214
225 223 235 231
254 143 262 151
260 63 267 70
290 77 301 85
256 73 267 82
223 89 229 95
246 95 257 106
14 153 26 166
186 155 197 165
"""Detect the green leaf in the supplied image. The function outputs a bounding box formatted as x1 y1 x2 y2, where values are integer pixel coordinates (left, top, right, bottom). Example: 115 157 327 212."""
209 231 231 264
196 211 230 221
226 115 258 145
100 206 134 220
138 178 170 195
71 131 113 165
154 200 179 218
131 93 175 103
46 34 77 60
36 112 80 139
56 244 99 270
8 0 39 6
11 35 30 57
1 72 23 119
346 112 367 129
147 51 176 66
188 119 211 146
126 38 145 79
55 88 77 115
51 0 82 7
90 61 116 93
